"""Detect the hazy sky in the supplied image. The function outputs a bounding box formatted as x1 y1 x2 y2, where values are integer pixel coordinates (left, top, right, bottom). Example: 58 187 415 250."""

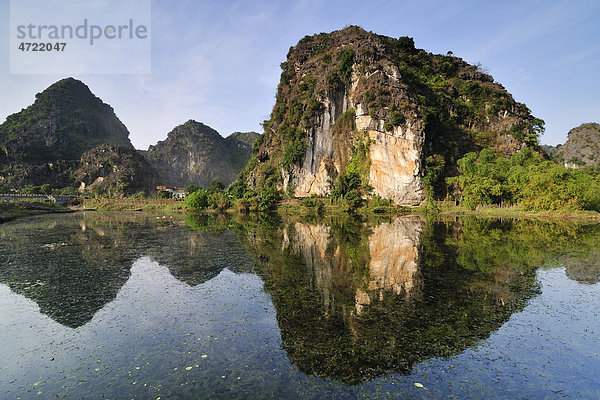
0 0 599 149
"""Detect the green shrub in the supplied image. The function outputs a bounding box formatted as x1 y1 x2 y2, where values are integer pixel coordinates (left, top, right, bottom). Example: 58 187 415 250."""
185 189 209 210
209 191 231 212
257 187 280 212
337 49 355 82
383 111 406 131
185 184 200 196
450 148 600 212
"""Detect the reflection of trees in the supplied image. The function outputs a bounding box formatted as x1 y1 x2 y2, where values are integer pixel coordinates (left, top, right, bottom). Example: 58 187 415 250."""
1 209 598 364
244 216 541 385
450 217 600 284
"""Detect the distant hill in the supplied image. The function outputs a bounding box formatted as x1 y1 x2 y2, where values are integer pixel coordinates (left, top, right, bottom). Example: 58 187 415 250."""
556 123 600 168
225 131 262 171
144 120 259 187
0 78 260 193
540 144 559 158
0 78 132 164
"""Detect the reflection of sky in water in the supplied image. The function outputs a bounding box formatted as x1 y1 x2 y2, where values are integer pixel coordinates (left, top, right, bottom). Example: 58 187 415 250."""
0 214 599 399
1 259 287 399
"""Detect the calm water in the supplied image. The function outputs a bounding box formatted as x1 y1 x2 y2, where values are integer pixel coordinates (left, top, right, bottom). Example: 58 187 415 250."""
1 212 599 399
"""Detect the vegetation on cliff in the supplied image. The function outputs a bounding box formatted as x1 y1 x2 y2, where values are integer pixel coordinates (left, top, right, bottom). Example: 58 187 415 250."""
0 78 132 165
234 26 543 204
0 78 134 190
75 144 159 196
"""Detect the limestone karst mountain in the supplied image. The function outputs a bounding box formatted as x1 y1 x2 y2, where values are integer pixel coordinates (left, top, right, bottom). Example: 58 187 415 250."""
238 26 544 205
0 78 134 188
0 79 260 193
143 120 260 187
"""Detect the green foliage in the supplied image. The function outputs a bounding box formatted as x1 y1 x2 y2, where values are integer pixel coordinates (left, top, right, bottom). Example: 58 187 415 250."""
332 109 356 136
423 154 446 200
40 184 52 195
257 187 280 212
281 137 307 169
185 184 200 196
184 189 209 210
450 148 600 212
383 111 406 131
207 179 225 193
21 185 41 194
520 163 600 211
396 36 416 53
209 191 231 212
337 49 355 82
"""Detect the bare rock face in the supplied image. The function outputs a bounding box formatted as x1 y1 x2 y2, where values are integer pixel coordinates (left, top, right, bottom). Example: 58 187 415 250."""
242 26 541 205
556 122 600 168
144 120 259 187
366 124 424 204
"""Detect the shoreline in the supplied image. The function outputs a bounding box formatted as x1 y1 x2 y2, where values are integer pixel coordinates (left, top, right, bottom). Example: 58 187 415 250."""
3 198 599 224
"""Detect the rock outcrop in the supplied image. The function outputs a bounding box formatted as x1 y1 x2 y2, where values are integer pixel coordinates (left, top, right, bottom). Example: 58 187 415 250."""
144 120 259 187
241 26 543 205
76 144 159 195
556 122 600 168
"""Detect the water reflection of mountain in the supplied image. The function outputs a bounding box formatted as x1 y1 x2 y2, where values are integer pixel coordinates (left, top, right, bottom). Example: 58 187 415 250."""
0 212 254 328
1 210 599 370
0 214 140 328
242 216 540 384
241 215 600 384
147 213 255 286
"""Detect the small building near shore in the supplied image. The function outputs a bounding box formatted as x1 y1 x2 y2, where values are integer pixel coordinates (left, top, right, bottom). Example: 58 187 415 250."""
156 186 186 199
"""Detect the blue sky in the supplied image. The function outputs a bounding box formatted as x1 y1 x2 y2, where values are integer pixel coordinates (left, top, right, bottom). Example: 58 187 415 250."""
0 0 599 149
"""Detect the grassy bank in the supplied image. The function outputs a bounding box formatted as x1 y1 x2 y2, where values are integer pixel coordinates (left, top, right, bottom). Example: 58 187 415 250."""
5 196 599 223
413 201 600 220
75 196 600 221
78 197 186 211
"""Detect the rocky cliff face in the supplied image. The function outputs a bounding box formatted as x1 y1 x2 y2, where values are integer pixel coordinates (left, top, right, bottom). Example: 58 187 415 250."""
242 26 543 205
0 78 132 164
556 122 600 168
144 120 259 187
75 144 158 195
0 78 134 189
